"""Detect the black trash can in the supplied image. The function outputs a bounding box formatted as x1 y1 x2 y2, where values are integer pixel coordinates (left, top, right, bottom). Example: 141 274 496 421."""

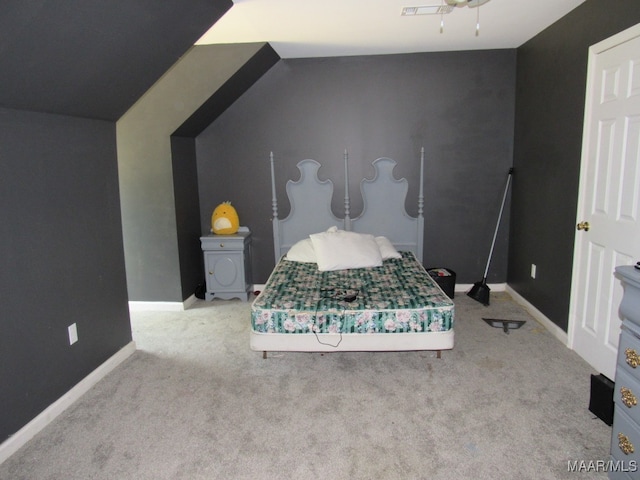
427 268 456 299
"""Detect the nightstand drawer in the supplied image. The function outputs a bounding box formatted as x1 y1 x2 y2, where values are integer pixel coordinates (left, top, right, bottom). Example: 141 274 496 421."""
200 236 248 251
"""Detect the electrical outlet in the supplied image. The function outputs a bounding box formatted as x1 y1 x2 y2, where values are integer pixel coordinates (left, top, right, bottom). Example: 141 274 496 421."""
68 323 78 345
531 264 537 279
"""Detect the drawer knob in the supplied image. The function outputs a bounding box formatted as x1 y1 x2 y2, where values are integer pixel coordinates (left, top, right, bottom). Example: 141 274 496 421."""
625 348 640 368
621 387 638 408
209 270 214 275
618 433 635 455
220 243 224 248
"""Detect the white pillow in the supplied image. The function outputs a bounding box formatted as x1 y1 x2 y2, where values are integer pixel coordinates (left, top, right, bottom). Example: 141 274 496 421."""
375 236 402 260
284 227 345 263
286 238 317 263
310 230 382 271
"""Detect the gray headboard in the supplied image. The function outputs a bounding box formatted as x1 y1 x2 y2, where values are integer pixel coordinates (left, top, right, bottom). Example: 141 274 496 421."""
270 149 425 263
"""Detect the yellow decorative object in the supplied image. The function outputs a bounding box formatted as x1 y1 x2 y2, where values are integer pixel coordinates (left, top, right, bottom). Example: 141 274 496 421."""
211 201 240 235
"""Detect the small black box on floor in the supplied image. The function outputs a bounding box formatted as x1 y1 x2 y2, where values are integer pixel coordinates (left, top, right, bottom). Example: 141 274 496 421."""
589 373 614 426
426 268 456 299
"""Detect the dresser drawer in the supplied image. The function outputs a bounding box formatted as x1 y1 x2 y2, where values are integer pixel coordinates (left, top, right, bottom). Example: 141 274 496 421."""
617 329 640 382
611 409 640 468
607 461 633 480
615 368 640 424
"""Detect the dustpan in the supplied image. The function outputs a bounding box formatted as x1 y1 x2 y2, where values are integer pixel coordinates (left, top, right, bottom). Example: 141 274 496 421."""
483 318 526 334
468 279 490 306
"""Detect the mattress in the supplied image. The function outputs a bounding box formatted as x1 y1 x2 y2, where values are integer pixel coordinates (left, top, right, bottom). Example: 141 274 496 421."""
251 252 454 336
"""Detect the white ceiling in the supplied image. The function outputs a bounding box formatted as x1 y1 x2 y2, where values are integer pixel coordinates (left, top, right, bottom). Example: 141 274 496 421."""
196 0 587 59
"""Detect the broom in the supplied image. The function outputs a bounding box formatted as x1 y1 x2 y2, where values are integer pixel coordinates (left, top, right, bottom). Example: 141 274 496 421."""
467 168 514 306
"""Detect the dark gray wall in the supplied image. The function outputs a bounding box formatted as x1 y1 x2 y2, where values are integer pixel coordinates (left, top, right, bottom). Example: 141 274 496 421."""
0 0 232 120
172 136 206 299
0 108 131 440
170 45 280 300
509 0 640 331
118 44 279 303
0 0 233 443
196 50 517 284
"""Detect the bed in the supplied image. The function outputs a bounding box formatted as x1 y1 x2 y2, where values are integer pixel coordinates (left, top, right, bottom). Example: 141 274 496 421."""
250 149 454 357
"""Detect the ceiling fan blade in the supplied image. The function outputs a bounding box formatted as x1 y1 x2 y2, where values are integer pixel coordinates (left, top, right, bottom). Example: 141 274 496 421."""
467 0 491 7
445 0 490 7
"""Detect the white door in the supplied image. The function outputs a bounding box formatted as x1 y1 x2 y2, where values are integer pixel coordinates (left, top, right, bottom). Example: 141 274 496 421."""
568 24 640 380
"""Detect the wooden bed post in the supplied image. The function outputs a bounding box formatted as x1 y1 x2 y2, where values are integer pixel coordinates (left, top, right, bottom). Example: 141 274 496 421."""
417 147 425 263
270 152 280 262
344 149 351 230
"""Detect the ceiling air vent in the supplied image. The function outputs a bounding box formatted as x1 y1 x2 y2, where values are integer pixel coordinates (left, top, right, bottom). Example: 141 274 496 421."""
401 5 454 16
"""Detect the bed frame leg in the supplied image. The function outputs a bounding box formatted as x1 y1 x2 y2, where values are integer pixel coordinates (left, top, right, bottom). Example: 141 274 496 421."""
263 351 267 359
436 350 441 359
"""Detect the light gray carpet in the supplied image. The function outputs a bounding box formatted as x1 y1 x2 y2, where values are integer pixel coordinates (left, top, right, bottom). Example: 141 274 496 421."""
0 293 611 479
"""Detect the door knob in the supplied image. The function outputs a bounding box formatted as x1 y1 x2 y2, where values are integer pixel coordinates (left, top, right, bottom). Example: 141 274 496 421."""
577 221 590 231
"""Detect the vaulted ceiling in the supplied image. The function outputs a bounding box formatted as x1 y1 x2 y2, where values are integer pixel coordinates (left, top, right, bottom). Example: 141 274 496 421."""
0 1 591 120
197 0 588 58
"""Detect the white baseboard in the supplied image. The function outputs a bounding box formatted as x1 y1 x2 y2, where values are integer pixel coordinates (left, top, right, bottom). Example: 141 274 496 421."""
505 284 568 345
183 294 197 309
0 341 137 465
128 294 197 312
453 282 567 345
455 282 506 293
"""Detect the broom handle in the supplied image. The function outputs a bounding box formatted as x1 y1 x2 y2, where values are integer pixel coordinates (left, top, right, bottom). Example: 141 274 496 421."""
483 168 514 279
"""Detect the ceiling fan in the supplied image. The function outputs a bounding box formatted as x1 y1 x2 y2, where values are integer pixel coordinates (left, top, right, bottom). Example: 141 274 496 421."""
445 0 491 7
442 0 490 36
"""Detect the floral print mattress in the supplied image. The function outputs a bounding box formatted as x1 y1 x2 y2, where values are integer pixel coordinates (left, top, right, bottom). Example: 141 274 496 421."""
251 252 454 335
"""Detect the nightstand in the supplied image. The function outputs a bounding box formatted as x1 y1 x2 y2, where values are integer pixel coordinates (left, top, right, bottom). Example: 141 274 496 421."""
200 227 252 301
